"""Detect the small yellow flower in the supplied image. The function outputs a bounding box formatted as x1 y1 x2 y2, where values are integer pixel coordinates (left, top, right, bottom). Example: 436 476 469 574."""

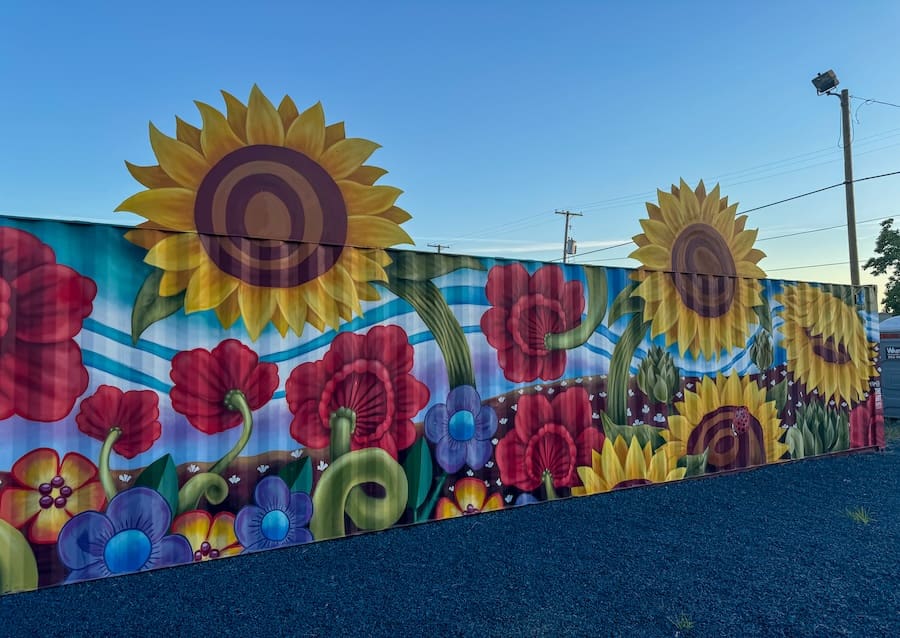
572 436 686 495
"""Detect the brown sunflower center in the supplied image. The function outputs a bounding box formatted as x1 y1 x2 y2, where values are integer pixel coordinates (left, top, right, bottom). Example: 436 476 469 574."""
194 145 347 288
669 223 737 318
804 329 852 364
685 405 766 471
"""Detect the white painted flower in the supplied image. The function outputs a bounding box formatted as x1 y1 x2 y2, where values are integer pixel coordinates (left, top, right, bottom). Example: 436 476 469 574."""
653 413 666 423
188 464 200 474
547 388 555 395
576 377 583 383
641 405 650 414
317 460 329 472
628 389 635 397
466 469 475 477
499 418 508 425
228 475 241 485
491 438 499 445
535 385 543 392
518 389 525 395
449 485 455 492
592 412 600 419
484 480 491 487
257 464 270 474
498 396 505 403
626 408 632 417
561 381 568 387
118 473 132 483
599 392 607 398
495 478 502 486
633 419 644 425
485 461 495 468
291 449 303 459
505 494 514 503
511 404 517 412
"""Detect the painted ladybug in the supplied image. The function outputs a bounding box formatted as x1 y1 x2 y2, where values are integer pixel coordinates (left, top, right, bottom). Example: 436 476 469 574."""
731 407 750 436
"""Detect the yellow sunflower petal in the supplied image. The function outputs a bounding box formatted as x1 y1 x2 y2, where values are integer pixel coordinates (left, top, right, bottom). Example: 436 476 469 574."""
221 91 248 142
325 121 346 147
124 226 172 250
379 206 412 225
277 95 300 130
271 307 290 337
647 448 669 483
196 101 244 165
319 265 361 314
148 123 209 189
576 467 604 495
144 233 205 271
339 248 388 284
175 116 202 151
630 244 671 271
600 439 626 488
246 85 284 146
184 262 240 313
115 188 196 231
303 279 340 330
214 291 242 329
319 139 382 180
285 102 326 159
338 181 402 216
639 219 676 247
623 437 649 481
276 288 309 336
349 165 388 186
346 216 414 248
125 162 178 189
238 284 277 341
159 269 193 296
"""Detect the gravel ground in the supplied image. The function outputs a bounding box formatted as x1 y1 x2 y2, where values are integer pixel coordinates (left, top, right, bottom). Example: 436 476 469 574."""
2 443 898 638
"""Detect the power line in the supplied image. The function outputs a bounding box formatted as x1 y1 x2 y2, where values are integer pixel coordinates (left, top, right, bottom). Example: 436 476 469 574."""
740 169 900 215
851 95 900 109
767 261 849 273
757 215 894 242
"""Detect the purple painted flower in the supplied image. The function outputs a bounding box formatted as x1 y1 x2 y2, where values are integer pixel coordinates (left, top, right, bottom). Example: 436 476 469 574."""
235 476 313 552
424 386 498 473
57 487 192 583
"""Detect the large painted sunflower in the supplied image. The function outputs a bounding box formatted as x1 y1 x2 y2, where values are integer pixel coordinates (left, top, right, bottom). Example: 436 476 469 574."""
776 283 876 406
630 180 766 358
571 435 686 495
661 374 787 472
118 86 413 340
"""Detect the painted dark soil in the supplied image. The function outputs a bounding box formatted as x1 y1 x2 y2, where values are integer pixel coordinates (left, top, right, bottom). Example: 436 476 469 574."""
3 439 898 637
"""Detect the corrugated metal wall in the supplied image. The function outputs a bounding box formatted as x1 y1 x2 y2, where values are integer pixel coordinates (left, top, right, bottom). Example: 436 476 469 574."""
0 215 884 595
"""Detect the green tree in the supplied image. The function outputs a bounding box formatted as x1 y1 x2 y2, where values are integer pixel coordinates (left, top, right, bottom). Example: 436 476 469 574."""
864 218 900 315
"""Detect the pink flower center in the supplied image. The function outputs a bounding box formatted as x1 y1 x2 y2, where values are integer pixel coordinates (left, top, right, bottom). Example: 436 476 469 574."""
320 359 396 442
37 475 73 510
508 294 567 356
524 423 577 486
464 504 479 515
193 540 222 562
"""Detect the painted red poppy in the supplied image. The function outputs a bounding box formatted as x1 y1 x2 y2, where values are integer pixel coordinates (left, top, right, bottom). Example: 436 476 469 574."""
170 339 279 434
75 385 162 458
495 387 604 491
849 393 885 448
480 263 584 383
0 227 97 422
286 325 430 459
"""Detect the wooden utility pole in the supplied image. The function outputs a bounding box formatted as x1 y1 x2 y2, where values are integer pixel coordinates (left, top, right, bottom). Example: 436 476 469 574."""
428 243 449 254
555 210 582 263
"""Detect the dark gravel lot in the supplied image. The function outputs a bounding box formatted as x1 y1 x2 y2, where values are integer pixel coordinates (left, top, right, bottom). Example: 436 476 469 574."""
2 442 898 638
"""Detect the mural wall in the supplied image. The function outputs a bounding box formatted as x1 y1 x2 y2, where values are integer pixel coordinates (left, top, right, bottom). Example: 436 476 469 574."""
0 88 885 594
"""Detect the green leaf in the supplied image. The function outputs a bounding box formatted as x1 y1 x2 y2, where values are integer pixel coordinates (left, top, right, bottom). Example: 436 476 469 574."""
279 457 313 494
385 252 485 281
786 427 804 458
599 413 667 451
133 454 179 515
608 283 643 325
678 447 709 477
606 314 650 423
402 437 433 511
131 269 185 344
767 380 789 414
835 418 850 452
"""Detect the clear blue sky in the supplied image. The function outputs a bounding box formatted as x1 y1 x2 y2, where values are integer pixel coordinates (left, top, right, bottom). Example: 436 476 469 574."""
2 1 900 291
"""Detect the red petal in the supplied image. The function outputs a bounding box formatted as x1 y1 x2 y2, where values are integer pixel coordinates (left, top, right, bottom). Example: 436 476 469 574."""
0 227 54 281
513 393 554 442
392 419 418 452
289 400 330 448
495 435 537 491
551 387 593 437
480 308 513 349
170 348 230 404
211 339 259 390
12 264 96 343
241 361 279 410
365 325 414 377
285 361 326 411
9 341 88 422
392 374 430 420
75 385 121 443
576 427 605 467
538 349 568 382
528 265 565 297
561 280 586 326
485 263 530 307
498 346 541 383
325 330 365 374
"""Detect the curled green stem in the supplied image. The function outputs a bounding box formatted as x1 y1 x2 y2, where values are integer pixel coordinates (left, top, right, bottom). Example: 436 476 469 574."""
99 428 122 501
0 520 38 594
310 447 409 541
176 472 229 515
330 408 356 461
545 266 608 351
542 471 558 501
209 389 252 476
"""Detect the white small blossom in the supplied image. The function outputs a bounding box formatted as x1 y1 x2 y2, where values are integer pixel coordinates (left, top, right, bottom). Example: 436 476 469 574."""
676 392 683 398
589 394 595 401
466 469 475 477
498 396 505 403
641 405 650 414
628 389 635 397
686 383 694 389
518 389 525 395
600 392 608 398
485 461 494 468
653 413 666 423
499 418 508 425
511 404 517 412
291 449 303 458
592 412 600 419
118 474 132 483
781 370 787 377
505 494 514 503
317 460 329 472
228 475 241 485
576 378 583 383
535 385 543 392
484 480 491 487
491 438 499 445
188 464 200 474
257 464 270 474
626 408 632 417
633 419 645 425
547 388 555 395
449 485 455 492
495 478 502 486
560 381 568 387
770 379 776 386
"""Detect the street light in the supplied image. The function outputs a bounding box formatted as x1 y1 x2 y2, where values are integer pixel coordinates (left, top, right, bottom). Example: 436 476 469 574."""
812 69 860 286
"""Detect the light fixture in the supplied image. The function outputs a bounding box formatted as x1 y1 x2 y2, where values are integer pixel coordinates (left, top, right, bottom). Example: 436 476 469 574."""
812 70 840 95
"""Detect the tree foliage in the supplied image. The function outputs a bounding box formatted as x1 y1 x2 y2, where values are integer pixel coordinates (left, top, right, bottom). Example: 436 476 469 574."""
864 218 900 315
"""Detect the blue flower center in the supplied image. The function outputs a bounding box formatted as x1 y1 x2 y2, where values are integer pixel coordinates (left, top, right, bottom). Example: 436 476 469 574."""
261 510 290 541
448 410 476 441
104 529 152 574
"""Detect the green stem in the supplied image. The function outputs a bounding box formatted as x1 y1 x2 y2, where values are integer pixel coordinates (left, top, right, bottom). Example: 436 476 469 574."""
209 389 252 476
545 266 608 350
99 428 122 501
415 473 448 522
542 471 558 501
0 520 38 594
330 408 356 461
176 472 230 515
310 447 408 540
382 278 475 389
607 314 650 424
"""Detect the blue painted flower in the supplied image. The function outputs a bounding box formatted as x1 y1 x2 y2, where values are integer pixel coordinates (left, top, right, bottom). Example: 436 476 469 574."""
424 385 498 473
57 487 192 583
235 476 313 552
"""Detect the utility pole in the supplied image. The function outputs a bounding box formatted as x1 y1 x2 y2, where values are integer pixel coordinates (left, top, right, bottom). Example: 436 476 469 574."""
555 210 582 263
428 243 449 254
839 88 860 286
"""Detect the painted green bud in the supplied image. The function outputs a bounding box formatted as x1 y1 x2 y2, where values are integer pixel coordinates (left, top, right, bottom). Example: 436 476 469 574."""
750 329 774 371
636 345 680 404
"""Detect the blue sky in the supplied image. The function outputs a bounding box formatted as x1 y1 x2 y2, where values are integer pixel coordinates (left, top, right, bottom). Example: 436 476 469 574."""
2 1 900 293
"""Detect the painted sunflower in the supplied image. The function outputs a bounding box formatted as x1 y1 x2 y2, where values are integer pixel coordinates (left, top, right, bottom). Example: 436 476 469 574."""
630 180 766 358
776 283 876 406
118 86 413 340
662 374 786 472
571 435 686 495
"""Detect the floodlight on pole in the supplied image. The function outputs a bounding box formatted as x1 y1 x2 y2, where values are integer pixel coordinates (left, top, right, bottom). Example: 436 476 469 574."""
812 69 860 286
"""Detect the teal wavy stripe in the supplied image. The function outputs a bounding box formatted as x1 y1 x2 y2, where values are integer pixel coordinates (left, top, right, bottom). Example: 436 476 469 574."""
82 350 172 393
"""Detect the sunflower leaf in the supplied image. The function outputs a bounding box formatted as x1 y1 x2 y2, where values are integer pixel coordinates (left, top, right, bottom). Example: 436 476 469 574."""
279 457 313 494
678 447 709 477
133 454 179 515
402 437 433 511
599 413 667 451
384 251 485 282
131 268 185 344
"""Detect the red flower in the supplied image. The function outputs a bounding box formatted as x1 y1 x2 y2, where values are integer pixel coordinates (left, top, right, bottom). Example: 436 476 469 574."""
75 385 162 458
495 387 604 491
170 339 279 434
849 393 885 448
480 263 584 383
286 325 430 459
0 448 106 544
0 227 96 422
